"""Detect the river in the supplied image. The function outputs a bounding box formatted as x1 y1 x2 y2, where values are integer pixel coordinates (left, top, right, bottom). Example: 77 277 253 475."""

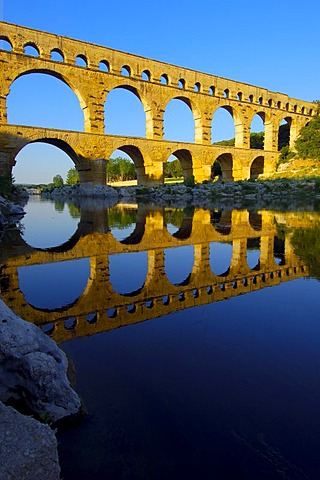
1 195 320 479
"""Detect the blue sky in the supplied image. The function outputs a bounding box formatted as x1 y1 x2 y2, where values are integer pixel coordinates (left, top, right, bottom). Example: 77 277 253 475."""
2 0 319 183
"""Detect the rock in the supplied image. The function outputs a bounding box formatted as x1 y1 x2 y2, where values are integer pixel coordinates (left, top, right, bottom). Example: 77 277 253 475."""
0 400 60 480
0 298 81 424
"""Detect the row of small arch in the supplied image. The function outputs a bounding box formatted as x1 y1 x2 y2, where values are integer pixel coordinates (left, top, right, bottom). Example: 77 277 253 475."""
40 264 304 337
0 34 313 115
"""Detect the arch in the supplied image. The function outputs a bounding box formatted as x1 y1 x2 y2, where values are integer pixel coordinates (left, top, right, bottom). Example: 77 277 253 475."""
223 88 230 99
268 99 273 107
250 156 264 179
165 245 194 286
142 70 151 81
121 65 131 77
258 96 263 105
250 113 265 149
247 237 260 270
209 86 215 95
75 54 87 67
277 101 281 109
50 48 64 62
248 94 254 103
164 97 197 142
110 145 146 186
278 117 291 150
237 92 243 101
211 210 232 235
109 251 148 295
104 85 146 137
7 71 85 131
249 211 262 231
106 150 137 186
99 60 110 72
194 82 201 93
0 36 13 51
211 106 235 145
18 258 90 310
210 241 232 276
165 149 193 181
214 153 233 181
24 42 40 57
160 74 169 85
178 78 186 89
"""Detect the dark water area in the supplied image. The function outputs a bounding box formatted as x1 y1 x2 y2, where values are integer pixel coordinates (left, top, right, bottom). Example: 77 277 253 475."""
2 196 320 479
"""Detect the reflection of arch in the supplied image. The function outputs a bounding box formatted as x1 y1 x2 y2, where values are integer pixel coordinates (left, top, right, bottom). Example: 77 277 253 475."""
172 208 194 240
215 153 233 181
211 210 232 235
249 212 262 231
171 149 193 180
250 156 264 179
7 69 87 130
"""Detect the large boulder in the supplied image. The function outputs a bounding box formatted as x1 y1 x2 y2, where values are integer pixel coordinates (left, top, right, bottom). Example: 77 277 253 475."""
0 401 60 480
0 299 81 424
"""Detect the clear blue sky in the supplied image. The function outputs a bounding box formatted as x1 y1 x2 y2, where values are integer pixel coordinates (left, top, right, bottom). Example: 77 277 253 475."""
2 0 319 183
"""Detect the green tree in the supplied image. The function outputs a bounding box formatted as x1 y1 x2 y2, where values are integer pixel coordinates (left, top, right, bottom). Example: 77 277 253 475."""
53 174 64 188
295 115 320 160
66 167 79 185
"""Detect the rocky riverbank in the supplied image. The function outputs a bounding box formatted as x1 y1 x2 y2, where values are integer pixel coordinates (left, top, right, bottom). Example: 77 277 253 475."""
0 298 82 479
43 178 320 210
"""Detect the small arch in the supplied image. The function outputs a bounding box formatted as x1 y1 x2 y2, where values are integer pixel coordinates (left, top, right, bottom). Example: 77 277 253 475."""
293 105 297 113
209 86 215 95
194 82 201 93
24 43 40 57
50 48 64 62
268 99 273 107
250 156 264 179
301 106 305 114
166 149 193 181
0 36 13 51
309 108 313 115
248 94 254 103
99 60 110 72
160 74 169 85
223 88 229 98
237 92 243 101
286 103 290 111
142 69 151 81
75 54 87 67
214 153 233 181
178 78 186 89
277 101 281 109
258 96 263 105
121 65 131 77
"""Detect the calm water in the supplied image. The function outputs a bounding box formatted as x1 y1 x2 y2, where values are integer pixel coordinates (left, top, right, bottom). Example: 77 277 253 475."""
2 196 320 479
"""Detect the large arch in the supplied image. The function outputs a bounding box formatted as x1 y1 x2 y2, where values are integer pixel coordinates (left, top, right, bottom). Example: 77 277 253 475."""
104 85 147 137
109 145 146 186
164 96 199 143
12 138 80 185
211 106 235 145
169 149 193 181
250 156 264 179
6 69 87 130
214 153 233 181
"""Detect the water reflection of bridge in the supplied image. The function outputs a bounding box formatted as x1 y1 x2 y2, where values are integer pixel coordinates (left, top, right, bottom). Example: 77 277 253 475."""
0 206 309 343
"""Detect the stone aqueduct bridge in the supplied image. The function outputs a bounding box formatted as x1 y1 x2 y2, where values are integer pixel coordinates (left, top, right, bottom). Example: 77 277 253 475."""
0 22 315 184
0 207 308 343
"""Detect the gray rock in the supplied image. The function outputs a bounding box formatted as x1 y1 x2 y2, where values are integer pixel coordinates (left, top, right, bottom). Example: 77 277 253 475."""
0 299 81 424
0 401 60 480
